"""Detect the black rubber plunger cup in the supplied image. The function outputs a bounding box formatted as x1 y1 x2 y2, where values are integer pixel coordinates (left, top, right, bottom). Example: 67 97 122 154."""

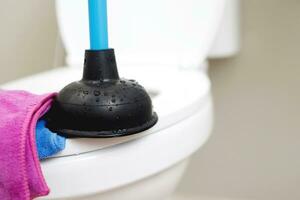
45 49 158 138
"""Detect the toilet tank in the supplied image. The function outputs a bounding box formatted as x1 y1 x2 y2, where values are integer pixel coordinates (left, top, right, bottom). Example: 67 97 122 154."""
56 0 227 68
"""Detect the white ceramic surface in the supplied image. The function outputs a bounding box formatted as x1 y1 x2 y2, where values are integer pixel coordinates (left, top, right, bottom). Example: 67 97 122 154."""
0 0 238 198
2 66 213 199
56 0 226 67
1 65 210 157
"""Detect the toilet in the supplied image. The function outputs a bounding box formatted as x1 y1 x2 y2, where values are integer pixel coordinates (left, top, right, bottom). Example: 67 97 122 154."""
1 0 239 199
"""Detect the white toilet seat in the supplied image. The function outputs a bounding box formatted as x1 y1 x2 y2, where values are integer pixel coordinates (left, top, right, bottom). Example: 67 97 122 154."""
1 63 211 157
1 64 213 199
41 100 212 199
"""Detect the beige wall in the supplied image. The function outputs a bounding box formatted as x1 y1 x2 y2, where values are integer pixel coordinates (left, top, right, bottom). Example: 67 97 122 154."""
0 0 61 84
178 1 300 200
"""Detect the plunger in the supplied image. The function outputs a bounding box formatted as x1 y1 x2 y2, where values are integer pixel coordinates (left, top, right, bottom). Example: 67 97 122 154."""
45 0 158 138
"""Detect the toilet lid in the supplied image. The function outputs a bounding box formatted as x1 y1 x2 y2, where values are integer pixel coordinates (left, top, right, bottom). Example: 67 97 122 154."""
56 0 226 67
1 64 210 158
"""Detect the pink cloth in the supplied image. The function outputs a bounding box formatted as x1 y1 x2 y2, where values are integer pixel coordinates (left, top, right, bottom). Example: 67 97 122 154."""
0 90 56 200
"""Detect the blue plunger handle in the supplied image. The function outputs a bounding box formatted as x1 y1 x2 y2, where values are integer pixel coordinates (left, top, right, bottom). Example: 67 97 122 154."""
88 0 109 50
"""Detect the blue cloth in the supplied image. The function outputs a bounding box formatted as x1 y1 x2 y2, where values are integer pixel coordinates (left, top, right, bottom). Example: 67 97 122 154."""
36 120 66 160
